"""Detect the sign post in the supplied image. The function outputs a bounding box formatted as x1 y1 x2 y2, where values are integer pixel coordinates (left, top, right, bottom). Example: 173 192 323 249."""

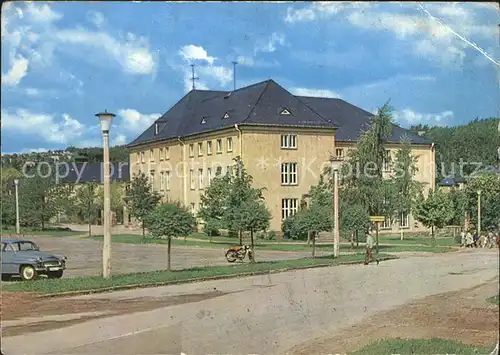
370 216 385 255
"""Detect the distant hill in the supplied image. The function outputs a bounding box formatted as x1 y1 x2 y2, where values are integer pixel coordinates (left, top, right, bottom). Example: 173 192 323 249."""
409 117 500 180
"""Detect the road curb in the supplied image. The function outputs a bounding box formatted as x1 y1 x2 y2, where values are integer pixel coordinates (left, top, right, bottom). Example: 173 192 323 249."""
23 256 398 299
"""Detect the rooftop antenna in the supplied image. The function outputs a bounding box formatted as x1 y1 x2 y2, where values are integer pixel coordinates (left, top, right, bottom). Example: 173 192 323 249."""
231 61 238 91
190 64 199 90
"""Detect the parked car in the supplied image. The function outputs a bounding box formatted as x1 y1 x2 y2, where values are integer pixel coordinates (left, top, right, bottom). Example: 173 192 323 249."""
1 239 67 281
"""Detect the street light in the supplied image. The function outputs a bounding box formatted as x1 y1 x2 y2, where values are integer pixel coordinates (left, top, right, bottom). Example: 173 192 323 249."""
14 179 20 234
96 110 115 279
477 190 482 237
330 158 342 258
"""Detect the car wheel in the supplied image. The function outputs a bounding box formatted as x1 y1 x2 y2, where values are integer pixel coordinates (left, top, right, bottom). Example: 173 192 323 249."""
20 265 37 281
47 270 63 279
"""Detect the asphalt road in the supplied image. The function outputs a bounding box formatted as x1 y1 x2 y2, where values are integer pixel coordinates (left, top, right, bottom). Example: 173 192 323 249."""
15 236 331 277
3 248 498 355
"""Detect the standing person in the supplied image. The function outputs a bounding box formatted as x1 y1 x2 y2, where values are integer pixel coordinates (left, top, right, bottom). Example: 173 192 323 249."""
460 230 466 247
364 230 379 265
473 230 479 248
465 231 473 248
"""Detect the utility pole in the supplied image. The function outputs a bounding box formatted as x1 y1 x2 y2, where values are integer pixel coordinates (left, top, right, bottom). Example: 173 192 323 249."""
190 64 199 90
477 190 482 237
232 61 238 91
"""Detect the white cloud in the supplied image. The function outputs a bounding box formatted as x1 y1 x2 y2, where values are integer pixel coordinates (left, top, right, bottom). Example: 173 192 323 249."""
1 55 29 86
285 2 374 23
237 55 255 66
255 32 286 53
24 1 63 23
55 29 156 75
179 45 216 65
291 87 342 99
114 134 127 146
87 11 105 28
1 109 86 144
117 109 161 135
393 109 454 126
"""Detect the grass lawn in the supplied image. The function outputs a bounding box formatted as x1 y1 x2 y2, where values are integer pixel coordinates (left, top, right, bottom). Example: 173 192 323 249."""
487 295 499 305
2 253 397 294
351 338 493 355
86 234 455 253
1 226 83 237
378 234 458 247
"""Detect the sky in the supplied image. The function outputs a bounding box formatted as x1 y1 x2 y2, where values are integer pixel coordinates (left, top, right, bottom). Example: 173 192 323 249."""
1 1 499 154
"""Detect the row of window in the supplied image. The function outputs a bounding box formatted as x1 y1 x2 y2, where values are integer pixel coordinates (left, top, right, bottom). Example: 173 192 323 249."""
380 212 410 229
189 138 233 158
334 148 395 173
149 170 172 191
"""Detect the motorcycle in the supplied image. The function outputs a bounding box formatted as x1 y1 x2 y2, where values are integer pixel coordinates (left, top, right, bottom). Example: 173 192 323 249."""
225 245 253 262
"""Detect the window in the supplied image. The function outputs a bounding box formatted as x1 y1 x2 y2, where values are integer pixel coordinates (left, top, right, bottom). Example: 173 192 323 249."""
136 153 140 163
380 217 391 229
227 137 233 152
190 203 196 215
150 149 154 162
226 165 233 176
200 117 207 124
216 166 222 176
198 168 204 189
141 152 145 163
160 171 165 191
207 168 212 184
189 144 194 157
222 112 230 119
165 171 171 190
198 142 203 156
154 123 159 135
159 148 164 161
207 141 213 155
190 169 195 190
280 134 297 149
382 149 391 172
280 108 291 115
216 139 222 153
400 212 410 228
149 170 155 187
281 163 298 185
281 198 298 220
335 148 344 159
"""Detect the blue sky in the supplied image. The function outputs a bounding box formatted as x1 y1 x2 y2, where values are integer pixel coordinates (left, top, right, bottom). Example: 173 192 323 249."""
1 1 499 154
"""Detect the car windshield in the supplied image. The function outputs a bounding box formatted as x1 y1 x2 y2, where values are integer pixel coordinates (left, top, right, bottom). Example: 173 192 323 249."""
12 241 40 252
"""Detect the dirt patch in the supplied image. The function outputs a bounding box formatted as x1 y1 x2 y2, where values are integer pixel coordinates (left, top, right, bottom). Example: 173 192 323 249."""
1 290 228 336
289 280 499 354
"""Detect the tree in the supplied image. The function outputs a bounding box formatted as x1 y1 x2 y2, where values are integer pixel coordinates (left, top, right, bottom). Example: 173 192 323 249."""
127 172 161 239
413 188 454 244
340 204 371 248
18 164 66 229
448 188 468 227
464 172 500 231
97 181 126 224
146 202 196 270
198 172 232 241
74 182 99 236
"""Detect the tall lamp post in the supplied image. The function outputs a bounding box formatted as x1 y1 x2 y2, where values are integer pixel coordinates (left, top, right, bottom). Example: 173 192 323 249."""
96 110 115 279
14 179 20 234
477 190 482 237
330 158 342 258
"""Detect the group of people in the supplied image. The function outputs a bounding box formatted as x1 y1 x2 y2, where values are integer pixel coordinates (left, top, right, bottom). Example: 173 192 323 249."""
460 230 499 249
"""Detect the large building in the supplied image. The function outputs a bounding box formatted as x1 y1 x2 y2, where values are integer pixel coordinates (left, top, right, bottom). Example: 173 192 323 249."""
126 79 436 233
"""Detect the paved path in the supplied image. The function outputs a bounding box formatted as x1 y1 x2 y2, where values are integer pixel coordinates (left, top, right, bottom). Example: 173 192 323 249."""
3 248 498 355
22 236 332 277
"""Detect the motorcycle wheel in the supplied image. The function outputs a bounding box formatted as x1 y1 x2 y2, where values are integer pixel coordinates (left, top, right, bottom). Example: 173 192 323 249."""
225 250 238 263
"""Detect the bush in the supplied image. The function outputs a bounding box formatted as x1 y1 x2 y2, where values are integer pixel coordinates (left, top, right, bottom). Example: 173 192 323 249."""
267 231 277 240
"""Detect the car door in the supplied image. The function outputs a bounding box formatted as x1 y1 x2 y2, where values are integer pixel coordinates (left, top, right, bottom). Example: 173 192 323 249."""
1 243 18 274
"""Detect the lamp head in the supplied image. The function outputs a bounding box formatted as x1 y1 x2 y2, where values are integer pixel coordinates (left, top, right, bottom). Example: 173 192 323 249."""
329 157 342 172
95 110 116 133
14 179 19 185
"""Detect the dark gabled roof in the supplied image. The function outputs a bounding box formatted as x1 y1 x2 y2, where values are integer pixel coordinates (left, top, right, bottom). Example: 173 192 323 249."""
127 80 338 148
438 177 461 187
127 79 431 148
59 163 130 183
296 96 431 144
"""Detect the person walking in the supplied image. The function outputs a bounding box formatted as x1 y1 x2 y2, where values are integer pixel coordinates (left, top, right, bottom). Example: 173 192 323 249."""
364 230 379 265
473 230 479 248
460 230 466 247
466 231 473 248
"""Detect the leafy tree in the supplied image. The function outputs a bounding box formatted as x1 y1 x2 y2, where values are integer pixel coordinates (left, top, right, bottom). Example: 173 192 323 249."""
413 188 454 244
1 193 16 227
127 172 161 238
198 172 232 241
464 172 500 231
447 188 468 227
97 181 126 224
74 182 99 236
146 202 196 270
18 164 66 229
340 204 371 248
